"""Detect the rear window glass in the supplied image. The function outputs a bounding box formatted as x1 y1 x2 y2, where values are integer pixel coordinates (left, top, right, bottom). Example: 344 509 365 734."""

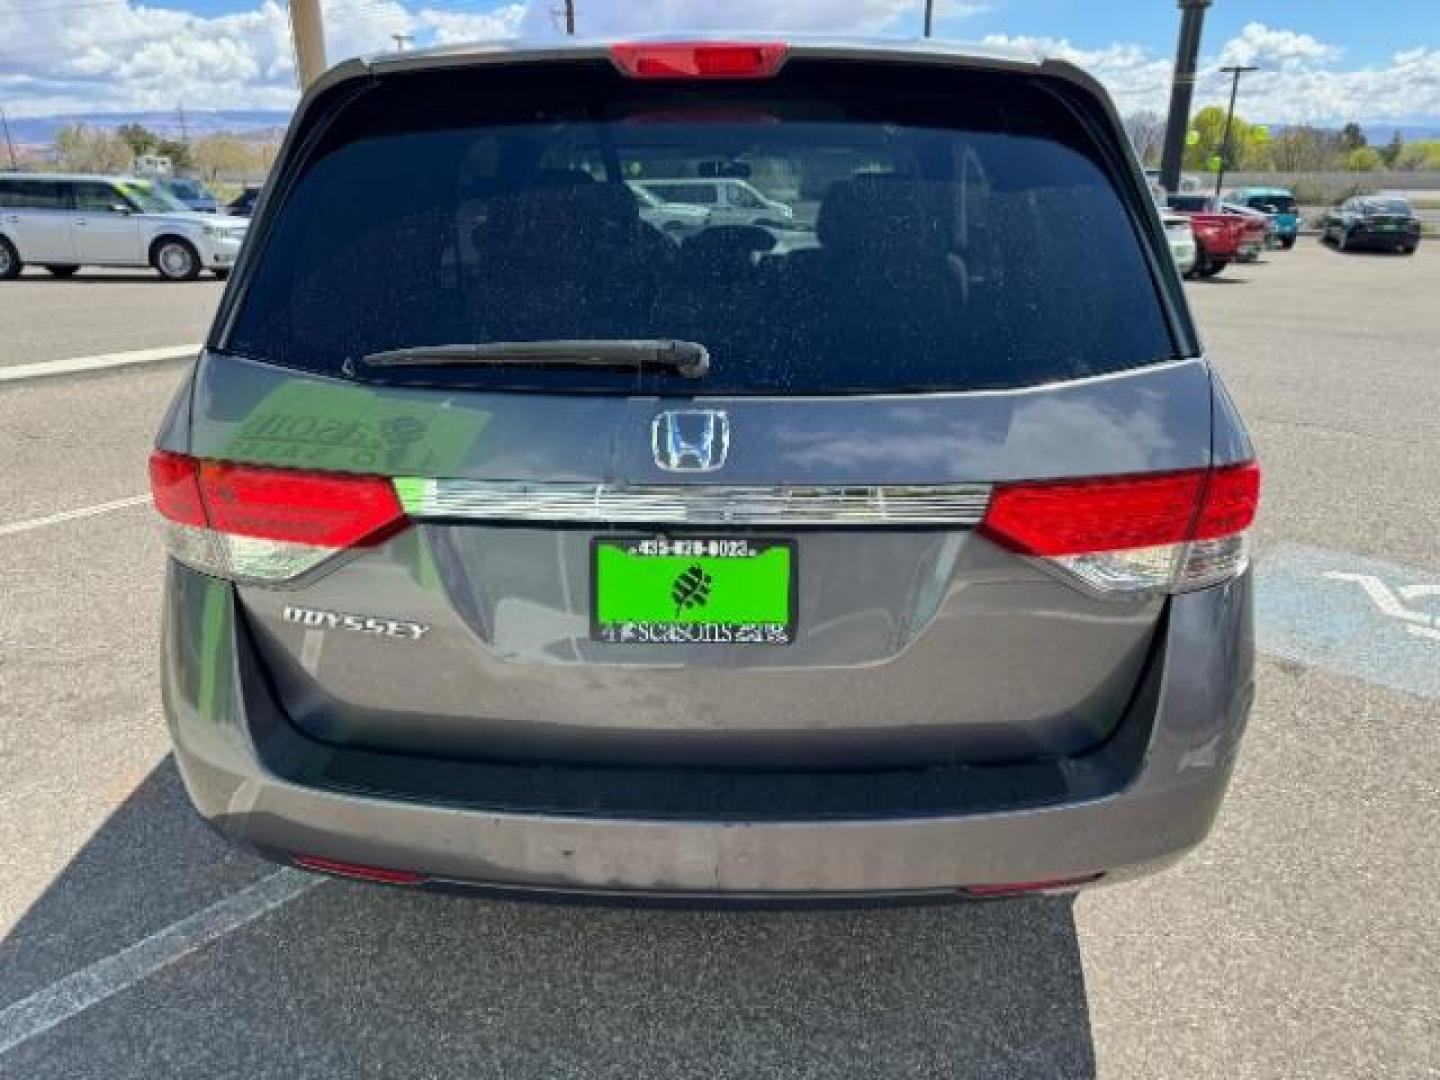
227 61 1177 394
1362 198 1412 215
0 178 67 210
1246 193 1294 212
1167 195 1213 213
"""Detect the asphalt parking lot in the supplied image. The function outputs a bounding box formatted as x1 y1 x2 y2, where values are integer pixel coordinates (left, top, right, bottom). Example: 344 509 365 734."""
2 241 1438 1078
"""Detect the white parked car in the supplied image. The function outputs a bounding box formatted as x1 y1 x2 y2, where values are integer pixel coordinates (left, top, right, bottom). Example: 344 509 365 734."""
626 182 710 242
1160 209 1197 276
637 177 794 228
0 173 247 281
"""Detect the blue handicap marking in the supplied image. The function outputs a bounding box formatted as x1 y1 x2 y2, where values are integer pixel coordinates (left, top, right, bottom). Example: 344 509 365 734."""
1255 542 1440 699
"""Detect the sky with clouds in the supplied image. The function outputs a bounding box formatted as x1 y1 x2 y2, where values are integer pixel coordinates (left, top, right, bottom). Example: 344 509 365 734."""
2 0 1438 124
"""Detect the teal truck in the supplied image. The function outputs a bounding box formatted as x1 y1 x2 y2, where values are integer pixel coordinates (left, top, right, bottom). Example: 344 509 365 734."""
1226 187 1300 249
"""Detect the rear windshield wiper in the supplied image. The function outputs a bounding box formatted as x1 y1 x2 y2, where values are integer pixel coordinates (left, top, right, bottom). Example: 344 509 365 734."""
355 339 710 378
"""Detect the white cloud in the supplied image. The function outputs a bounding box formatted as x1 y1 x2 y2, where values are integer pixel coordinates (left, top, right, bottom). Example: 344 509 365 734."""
516 0 932 37
984 24 1440 125
1217 22 1336 71
980 34 1174 116
0 4 1435 127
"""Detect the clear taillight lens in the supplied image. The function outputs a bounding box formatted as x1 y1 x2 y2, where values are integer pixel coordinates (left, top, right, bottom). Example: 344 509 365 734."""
148 451 406 583
981 463 1260 596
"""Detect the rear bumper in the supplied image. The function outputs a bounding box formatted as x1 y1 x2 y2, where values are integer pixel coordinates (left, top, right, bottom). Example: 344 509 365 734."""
1345 229 1421 249
163 565 1254 899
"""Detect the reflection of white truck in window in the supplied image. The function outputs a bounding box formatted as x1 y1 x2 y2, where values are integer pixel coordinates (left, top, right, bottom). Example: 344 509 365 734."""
637 178 794 228
133 154 174 178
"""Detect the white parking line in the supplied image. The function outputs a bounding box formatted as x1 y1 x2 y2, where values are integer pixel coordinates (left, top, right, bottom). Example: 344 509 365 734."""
0 344 200 384
0 495 150 537
0 870 324 1057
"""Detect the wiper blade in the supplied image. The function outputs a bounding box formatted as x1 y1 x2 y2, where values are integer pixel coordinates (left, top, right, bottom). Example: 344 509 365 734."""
356 339 709 378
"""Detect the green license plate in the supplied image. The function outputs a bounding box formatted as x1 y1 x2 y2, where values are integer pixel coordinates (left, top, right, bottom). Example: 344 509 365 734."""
591 536 796 645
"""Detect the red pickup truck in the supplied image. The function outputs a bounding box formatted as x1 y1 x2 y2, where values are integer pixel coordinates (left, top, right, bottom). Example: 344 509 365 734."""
1166 195 1265 278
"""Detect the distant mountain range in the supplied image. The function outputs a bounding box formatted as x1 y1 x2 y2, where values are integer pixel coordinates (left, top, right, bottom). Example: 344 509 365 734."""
4 110 293 146
4 109 1437 148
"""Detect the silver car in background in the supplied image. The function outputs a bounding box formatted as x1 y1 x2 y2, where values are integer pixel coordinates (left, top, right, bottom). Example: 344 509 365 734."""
0 173 246 280
152 38 1259 902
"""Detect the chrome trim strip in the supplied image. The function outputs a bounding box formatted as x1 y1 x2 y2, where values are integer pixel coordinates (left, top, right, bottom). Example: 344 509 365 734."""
399 479 991 526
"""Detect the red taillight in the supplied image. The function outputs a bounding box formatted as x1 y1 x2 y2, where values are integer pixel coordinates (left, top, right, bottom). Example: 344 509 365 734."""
610 42 788 80
149 452 402 547
1193 462 1261 540
148 451 406 581
982 471 1206 557
982 465 1259 557
198 461 402 547
148 450 206 527
980 463 1260 595
294 856 426 886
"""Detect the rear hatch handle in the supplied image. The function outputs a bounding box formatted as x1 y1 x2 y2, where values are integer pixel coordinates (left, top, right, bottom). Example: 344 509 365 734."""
352 339 710 378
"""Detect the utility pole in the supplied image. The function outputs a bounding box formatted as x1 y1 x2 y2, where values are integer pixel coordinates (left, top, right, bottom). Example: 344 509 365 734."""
177 103 189 145
391 33 413 51
1213 64 1258 199
288 0 328 91
1159 0 1210 195
1 107 17 170
564 0 574 35
923 0 934 37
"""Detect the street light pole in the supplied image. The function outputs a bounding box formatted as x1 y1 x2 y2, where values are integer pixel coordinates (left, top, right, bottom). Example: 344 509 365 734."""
1214 64 1258 199
1 107 18 170
288 0 328 91
1159 0 1211 194
923 0 934 38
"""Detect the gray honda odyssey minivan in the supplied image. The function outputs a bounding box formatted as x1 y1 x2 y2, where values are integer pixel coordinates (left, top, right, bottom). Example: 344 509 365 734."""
152 38 1259 900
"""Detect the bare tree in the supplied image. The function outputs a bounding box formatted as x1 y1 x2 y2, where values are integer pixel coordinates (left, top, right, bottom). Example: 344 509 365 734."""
1262 126 1334 172
1122 111 1167 167
54 124 132 173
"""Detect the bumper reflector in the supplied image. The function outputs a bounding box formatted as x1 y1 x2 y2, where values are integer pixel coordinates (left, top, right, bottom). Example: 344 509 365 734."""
293 856 426 886
962 873 1102 898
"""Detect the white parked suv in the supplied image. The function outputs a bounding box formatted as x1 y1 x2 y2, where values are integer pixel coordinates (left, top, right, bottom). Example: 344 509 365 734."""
637 177 794 228
0 173 247 281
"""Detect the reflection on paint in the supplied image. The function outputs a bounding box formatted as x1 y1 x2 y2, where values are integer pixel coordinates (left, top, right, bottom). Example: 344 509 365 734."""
221 379 489 475
193 571 232 721
1255 542 1440 699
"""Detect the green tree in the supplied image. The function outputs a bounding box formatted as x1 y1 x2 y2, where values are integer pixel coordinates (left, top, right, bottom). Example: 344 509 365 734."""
1182 105 1267 172
1345 146 1382 171
1396 139 1440 171
1338 122 1367 153
1380 131 1405 168
115 123 157 159
155 138 193 170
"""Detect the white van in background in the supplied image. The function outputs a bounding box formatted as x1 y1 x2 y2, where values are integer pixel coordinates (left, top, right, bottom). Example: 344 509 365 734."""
637 177 795 227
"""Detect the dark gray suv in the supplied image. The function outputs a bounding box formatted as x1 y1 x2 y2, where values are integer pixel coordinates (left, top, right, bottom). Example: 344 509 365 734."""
151 39 1258 901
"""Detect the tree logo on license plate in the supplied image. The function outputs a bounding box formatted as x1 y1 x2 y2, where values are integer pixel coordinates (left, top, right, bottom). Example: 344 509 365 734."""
671 564 714 616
